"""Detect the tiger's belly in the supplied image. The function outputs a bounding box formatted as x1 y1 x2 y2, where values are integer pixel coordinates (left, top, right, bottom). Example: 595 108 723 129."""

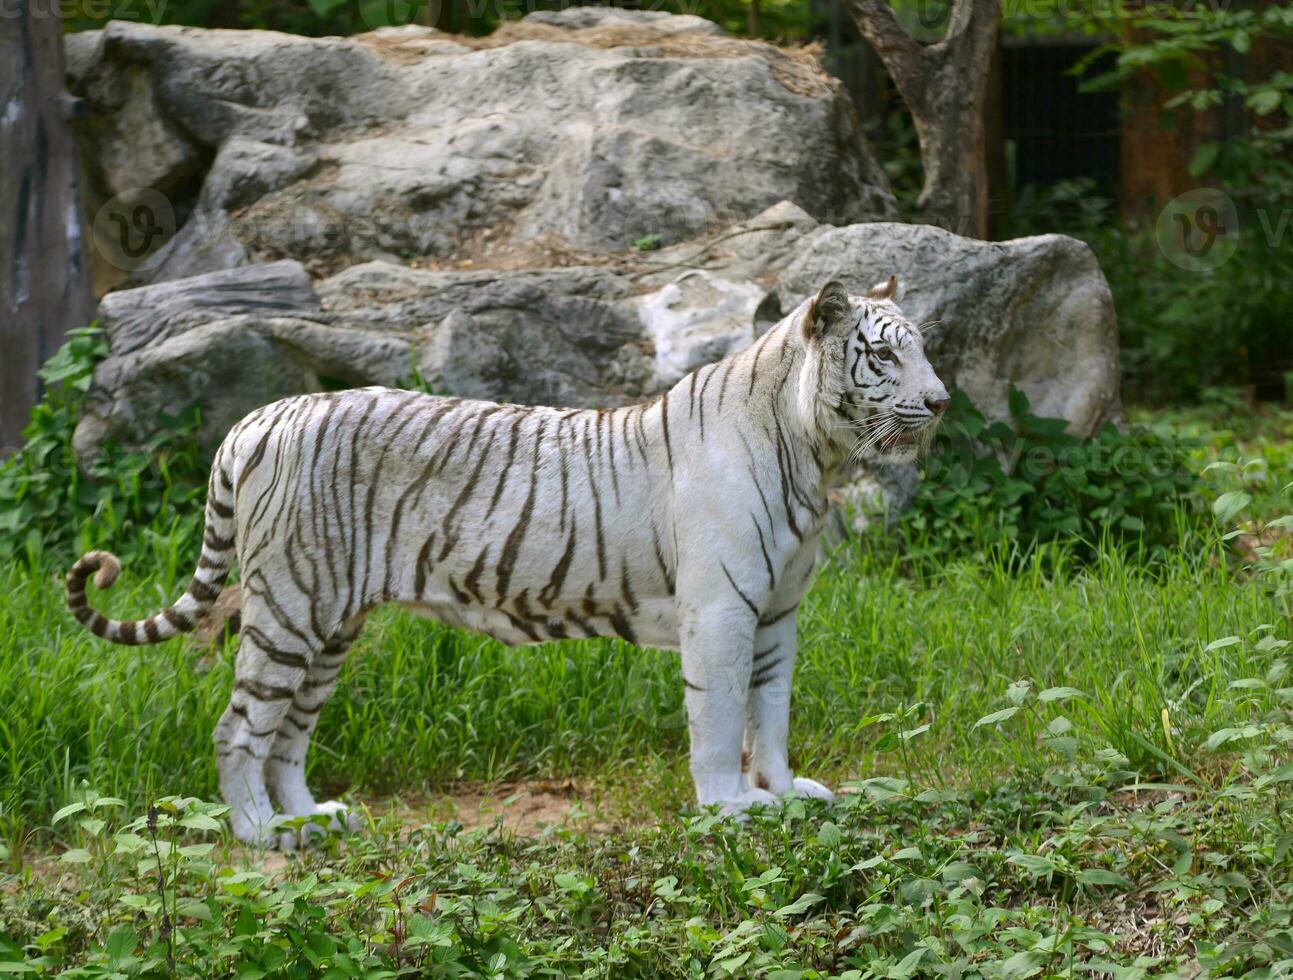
398 596 680 651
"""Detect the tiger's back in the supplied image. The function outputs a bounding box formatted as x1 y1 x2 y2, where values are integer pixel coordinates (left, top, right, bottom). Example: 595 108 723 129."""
228 388 682 650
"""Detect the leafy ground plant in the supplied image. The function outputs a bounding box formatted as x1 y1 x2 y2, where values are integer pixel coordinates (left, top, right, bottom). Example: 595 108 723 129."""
2 710 1291 977
0 326 206 569
895 388 1202 564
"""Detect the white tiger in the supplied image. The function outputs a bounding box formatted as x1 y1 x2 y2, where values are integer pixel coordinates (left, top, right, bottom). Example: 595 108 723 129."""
66 276 949 847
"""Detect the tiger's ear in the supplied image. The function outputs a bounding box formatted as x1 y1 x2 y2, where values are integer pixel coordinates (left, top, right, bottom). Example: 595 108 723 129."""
865 275 902 303
804 280 852 340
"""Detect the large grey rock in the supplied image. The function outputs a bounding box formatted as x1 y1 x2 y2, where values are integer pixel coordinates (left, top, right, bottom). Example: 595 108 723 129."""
634 271 766 386
98 260 318 356
74 203 1121 471
66 14 896 292
74 260 656 457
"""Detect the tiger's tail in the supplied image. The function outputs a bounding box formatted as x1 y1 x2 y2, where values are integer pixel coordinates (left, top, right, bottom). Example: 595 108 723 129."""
66 458 237 645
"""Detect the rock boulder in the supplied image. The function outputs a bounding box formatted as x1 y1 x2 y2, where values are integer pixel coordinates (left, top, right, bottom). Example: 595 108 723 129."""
73 203 1121 466
66 10 896 294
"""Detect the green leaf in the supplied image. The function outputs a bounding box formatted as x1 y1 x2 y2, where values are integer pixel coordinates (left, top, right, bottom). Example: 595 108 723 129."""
306 0 350 14
179 812 223 833
59 848 91 864
1078 868 1132 889
941 860 982 882
1213 491 1251 524
1204 725 1262 751
32 929 66 952
1006 680 1032 706
1255 762 1293 789
1007 853 1057 875
890 948 927 978
816 821 841 847
114 833 147 854
1007 387 1032 419
1037 686 1084 703
175 898 214 921
999 950 1046 979
1205 635 1241 652
1189 142 1221 176
773 892 824 918
973 706 1020 729
1248 87 1282 114
103 927 138 963
51 802 86 824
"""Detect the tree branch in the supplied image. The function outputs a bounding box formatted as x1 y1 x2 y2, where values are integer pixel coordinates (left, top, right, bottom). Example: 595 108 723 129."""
840 0 926 93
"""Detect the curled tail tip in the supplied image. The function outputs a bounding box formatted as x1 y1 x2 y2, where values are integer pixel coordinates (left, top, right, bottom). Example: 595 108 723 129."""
68 550 123 592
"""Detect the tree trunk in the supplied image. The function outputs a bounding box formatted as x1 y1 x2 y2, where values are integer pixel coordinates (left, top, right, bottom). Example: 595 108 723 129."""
0 4 94 453
842 0 999 238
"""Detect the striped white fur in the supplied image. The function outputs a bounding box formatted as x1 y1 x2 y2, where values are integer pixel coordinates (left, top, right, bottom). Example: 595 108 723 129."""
67 277 949 847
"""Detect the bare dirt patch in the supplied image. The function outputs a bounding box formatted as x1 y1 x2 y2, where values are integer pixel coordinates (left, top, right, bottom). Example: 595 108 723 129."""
371 777 616 837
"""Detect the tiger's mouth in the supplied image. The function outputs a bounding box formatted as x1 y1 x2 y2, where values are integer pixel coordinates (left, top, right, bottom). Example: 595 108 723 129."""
847 412 941 462
878 428 921 451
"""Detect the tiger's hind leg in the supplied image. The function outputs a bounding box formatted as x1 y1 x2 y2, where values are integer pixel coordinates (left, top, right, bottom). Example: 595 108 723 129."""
213 596 323 849
265 615 368 845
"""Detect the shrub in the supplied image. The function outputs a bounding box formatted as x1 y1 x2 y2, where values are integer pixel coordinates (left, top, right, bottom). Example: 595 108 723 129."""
0 326 207 568
896 388 1202 563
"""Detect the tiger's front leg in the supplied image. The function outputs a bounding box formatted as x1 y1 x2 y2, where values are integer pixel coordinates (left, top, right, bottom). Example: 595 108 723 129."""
679 599 778 815
744 610 834 802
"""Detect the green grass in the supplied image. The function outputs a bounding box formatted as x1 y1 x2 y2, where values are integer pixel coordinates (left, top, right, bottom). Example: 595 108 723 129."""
0 529 1278 848
1 407 1290 976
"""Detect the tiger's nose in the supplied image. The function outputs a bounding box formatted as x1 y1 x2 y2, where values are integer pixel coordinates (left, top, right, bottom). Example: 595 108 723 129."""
925 395 950 416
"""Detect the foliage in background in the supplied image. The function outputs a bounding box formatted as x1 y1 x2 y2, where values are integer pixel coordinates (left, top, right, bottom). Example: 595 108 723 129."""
59 0 826 42
3 329 1212 579
0 326 207 569
1006 171 1293 404
1007 1 1293 402
864 110 923 216
895 387 1202 564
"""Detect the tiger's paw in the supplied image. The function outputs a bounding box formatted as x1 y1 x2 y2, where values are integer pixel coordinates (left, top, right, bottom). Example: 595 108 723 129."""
267 802 362 850
314 799 364 833
789 777 836 803
716 788 780 820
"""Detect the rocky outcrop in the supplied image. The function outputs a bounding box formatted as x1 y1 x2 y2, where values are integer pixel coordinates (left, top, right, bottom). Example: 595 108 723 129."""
63 9 1121 514
66 9 896 294
73 202 1121 463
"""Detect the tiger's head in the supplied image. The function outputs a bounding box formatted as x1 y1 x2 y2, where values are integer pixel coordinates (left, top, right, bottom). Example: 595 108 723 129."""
800 276 950 465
